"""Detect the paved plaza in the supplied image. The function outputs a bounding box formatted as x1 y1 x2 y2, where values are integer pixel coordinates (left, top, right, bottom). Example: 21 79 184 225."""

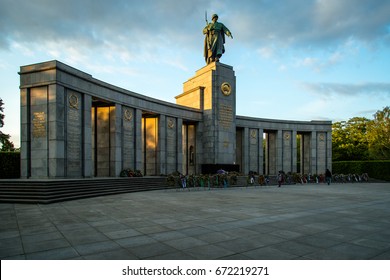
1 182 390 260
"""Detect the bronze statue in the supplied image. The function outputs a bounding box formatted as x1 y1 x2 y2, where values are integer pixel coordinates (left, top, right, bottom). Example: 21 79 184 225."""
203 14 233 64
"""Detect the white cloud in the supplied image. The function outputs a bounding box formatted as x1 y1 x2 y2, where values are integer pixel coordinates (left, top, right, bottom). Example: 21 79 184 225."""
278 64 287 71
301 82 390 97
1 0 389 138
257 47 274 59
1 0 389 51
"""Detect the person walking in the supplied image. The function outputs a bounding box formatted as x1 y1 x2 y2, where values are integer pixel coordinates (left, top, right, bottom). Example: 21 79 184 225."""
325 169 332 185
277 171 283 187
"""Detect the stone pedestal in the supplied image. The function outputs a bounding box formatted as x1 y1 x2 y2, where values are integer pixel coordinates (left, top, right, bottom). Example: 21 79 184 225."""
177 62 236 168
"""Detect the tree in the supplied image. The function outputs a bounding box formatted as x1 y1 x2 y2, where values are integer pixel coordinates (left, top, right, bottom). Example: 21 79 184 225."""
367 106 390 159
332 117 370 161
0 98 15 151
0 98 4 128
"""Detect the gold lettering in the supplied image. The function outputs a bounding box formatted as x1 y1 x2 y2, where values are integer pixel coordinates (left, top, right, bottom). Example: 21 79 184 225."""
219 104 233 129
32 112 46 138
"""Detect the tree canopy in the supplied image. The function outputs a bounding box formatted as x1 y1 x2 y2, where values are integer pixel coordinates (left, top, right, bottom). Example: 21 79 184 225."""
0 98 15 152
332 106 390 161
367 106 390 159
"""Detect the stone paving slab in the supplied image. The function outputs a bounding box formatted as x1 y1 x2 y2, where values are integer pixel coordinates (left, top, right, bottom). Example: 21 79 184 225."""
1 182 390 260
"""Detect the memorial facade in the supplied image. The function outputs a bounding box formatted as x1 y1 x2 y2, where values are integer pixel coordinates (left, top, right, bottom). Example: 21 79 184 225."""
19 60 332 179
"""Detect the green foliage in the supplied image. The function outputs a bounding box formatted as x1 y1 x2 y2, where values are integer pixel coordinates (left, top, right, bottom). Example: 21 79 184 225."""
165 173 238 188
0 152 20 178
366 106 390 159
0 132 15 151
0 98 5 128
0 98 15 151
332 160 390 181
332 107 390 161
119 169 143 177
332 117 370 161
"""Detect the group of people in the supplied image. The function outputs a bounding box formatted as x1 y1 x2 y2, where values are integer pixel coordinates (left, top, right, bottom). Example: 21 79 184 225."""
277 169 333 187
179 169 338 189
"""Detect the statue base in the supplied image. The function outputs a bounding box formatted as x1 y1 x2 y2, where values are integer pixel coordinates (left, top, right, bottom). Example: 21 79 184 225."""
176 62 236 166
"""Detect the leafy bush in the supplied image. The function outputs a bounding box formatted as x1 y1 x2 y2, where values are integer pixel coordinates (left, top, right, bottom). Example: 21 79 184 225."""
119 168 143 177
332 160 390 181
165 172 238 188
0 152 20 178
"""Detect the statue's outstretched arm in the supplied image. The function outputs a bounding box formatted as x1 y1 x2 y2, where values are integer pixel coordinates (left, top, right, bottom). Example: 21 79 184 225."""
223 25 233 38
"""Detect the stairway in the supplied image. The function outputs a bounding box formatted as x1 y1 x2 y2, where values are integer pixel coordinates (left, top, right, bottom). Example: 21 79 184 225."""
0 177 168 204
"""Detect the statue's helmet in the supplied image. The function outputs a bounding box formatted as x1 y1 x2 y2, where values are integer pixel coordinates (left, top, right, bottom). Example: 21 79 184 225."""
212 14 218 20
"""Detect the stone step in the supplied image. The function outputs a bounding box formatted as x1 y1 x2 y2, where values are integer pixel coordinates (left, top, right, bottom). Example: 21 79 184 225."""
0 177 168 204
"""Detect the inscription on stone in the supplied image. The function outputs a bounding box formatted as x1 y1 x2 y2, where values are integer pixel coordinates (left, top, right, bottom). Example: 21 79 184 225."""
68 107 79 122
167 118 175 129
167 151 176 158
219 104 233 128
123 108 134 130
251 129 257 138
32 111 46 138
67 96 82 174
167 128 176 159
124 109 133 122
223 140 229 148
69 93 79 109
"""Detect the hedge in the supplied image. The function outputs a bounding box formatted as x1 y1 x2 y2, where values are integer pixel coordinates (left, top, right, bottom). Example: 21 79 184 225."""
332 160 390 181
0 152 20 179
1 152 388 182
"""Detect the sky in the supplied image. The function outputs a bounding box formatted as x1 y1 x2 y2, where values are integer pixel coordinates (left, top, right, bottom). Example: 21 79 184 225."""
0 0 389 147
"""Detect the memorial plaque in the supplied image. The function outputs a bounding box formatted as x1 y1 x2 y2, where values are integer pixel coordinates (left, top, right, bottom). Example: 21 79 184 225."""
67 91 82 176
219 104 233 129
32 111 46 138
122 107 135 168
167 118 176 155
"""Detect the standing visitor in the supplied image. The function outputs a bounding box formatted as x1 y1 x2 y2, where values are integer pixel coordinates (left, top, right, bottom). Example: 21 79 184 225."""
277 171 283 187
325 169 332 185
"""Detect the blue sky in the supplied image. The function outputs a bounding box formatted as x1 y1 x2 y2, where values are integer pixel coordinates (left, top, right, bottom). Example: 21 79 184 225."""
1 0 389 147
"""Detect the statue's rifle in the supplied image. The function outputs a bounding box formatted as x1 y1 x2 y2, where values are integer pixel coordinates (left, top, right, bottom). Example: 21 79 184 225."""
205 11 210 50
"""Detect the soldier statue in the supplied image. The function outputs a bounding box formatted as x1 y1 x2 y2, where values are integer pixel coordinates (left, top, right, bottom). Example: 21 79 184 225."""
203 14 233 64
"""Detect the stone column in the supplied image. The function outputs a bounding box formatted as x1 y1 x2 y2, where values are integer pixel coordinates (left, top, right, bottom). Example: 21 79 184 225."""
266 132 277 175
292 130 297 173
242 127 249 175
65 88 82 178
135 109 143 173
258 128 264 175
49 84 66 178
316 132 327 175
310 132 317 175
176 118 183 174
158 115 167 175
302 133 311 174
282 130 292 173
110 104 122 177
122 106 136 171
326 131 332 171
195 121 204 174
166 117 178 174
249 128 259 173
30 86 49 178
276 130 283 173
83 94 92 177
20 88 29 178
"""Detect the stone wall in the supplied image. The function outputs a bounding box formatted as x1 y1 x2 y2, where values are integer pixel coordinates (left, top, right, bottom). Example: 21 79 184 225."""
19 60 332 178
